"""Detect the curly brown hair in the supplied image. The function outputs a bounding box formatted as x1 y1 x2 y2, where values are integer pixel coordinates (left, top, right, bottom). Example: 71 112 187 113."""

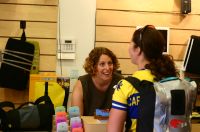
83 47 120 75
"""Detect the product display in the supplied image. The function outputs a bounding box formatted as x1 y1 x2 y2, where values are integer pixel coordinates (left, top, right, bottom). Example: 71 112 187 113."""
94 109 110 120
68 106 83 132
69 106 80 118
55 106 68 132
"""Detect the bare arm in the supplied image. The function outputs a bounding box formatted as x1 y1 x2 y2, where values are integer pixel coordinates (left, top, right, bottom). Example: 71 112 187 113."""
71 80 84 115
107 108 126 132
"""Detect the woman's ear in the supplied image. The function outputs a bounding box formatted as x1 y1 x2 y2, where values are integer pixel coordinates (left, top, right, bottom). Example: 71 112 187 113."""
135 46 142 56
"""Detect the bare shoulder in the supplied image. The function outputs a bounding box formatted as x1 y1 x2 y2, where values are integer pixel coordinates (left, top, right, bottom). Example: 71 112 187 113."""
72 80 83 96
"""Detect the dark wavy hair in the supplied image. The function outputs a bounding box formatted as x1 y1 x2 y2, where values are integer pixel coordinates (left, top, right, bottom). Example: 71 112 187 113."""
132 25 179 81
83 47 120 75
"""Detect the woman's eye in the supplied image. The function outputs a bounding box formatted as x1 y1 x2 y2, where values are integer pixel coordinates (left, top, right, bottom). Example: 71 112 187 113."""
108 62 113 65
99 63 105 66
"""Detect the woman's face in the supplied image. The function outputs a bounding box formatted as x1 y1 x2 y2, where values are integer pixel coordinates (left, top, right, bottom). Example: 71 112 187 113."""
95 54 114 81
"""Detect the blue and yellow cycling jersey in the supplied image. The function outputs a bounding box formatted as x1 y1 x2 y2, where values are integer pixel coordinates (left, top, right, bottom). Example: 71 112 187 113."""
112 69 155 132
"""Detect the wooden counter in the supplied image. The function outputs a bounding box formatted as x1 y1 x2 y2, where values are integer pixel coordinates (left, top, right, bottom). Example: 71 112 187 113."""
81 116 200 132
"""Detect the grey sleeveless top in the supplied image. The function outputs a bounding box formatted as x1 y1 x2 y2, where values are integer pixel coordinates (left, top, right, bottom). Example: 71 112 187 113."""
79 72 122 116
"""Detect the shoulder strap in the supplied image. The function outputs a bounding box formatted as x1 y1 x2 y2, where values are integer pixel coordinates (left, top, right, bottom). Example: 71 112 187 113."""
159 77 179 83
35 81 55 114
124 76 155 132
34 95 52 105
125 76 141 90
34 95 55 115
44 81 48 96
0 101 15 109
125 76 153 92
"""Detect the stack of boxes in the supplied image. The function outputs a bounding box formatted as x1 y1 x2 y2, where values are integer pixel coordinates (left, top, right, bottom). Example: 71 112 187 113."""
55 106 68 132
68 106 83 132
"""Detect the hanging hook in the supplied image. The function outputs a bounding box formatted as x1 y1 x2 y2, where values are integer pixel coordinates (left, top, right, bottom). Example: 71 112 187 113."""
20 20 26 41
20 20 26 29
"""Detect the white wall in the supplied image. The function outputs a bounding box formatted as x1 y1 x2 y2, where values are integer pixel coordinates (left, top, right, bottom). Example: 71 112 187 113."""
57 0 96 77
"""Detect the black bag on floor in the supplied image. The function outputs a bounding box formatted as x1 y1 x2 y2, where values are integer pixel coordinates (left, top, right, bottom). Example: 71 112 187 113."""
0 82 55 131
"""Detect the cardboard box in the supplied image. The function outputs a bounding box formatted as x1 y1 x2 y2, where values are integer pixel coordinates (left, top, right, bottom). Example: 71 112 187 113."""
81 116 107 132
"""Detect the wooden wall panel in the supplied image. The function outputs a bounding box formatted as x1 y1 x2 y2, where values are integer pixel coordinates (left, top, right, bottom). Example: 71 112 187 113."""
0 21 56 38
96 42 187 61
96 10 200 30
96 26 132 42
96 26 200 44
31 39 57 54
97 0 179 12
119 59 183 75
169 45 186 61
0 4 57 22
40 56 57 71
96 0 200 76
0 88 29 104
0 0 57 5
0 1 58 104
96 0 199 14
96 42 130 58
119 59 137 75
170 29 200 44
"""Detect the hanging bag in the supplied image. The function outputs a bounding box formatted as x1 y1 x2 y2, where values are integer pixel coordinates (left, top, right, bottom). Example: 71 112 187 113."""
0 26 35 90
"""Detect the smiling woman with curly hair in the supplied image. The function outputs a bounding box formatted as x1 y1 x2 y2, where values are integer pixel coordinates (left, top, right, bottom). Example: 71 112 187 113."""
71 47 123 116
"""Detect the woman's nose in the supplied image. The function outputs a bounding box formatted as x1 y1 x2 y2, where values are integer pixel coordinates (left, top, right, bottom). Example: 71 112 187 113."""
104 64 109 69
